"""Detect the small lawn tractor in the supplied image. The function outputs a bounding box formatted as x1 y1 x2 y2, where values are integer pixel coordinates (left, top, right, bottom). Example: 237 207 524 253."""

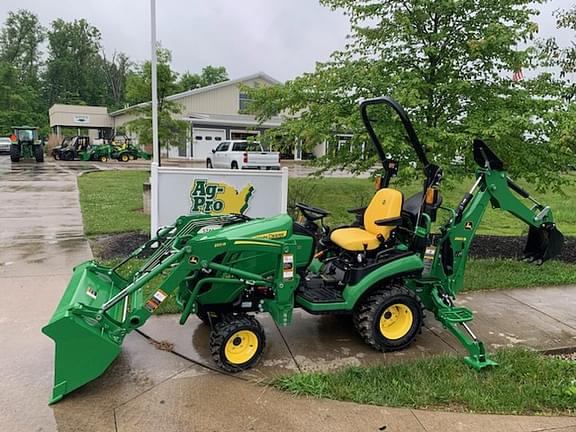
111 142 151 162
43 97 564 404
10 126 44 162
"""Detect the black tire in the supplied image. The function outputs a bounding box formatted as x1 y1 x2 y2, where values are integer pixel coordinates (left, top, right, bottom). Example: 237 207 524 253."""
206 158 213 168
10 144 20 162
34 145 44 162
99 155 108 163
119 152 130 162
52 151 60 160
62 151 74 161
231 161 238 169
353 284 422 352
209 314 266 372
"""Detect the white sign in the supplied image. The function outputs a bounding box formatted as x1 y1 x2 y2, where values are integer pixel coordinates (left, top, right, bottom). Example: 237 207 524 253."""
73 115 90 124
150 165 288 233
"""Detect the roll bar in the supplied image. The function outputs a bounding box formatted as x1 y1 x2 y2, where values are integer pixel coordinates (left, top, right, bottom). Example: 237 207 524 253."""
359 96 430 170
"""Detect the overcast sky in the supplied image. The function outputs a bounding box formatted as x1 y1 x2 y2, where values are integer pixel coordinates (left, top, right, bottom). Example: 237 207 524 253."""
0 0 572 82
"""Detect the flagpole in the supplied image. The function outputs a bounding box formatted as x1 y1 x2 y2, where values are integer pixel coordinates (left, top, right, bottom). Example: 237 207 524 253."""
150 0 160 236
150 0 160 166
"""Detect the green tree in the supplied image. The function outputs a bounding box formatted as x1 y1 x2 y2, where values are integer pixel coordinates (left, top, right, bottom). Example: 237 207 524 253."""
0 9 46 133
249 0 568 190
102 51 132 110
0 9 45 84
44 18 107 106
125 48 188 149
177 65 228 91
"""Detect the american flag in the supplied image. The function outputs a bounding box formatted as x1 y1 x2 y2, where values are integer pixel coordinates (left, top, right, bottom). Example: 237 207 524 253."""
512 69 524 82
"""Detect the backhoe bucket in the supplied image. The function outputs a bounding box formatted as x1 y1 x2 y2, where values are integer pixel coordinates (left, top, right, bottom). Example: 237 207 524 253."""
42 261 139 404
523 225 564 264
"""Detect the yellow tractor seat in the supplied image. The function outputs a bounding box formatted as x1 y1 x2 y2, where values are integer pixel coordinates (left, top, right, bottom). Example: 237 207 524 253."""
330 188 404 252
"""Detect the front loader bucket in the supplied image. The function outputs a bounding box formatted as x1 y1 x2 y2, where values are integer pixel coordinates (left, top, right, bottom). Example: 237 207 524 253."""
523 224 564 264
42 261 139 404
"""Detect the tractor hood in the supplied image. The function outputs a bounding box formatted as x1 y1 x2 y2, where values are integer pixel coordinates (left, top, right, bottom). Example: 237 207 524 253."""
194 214 293 242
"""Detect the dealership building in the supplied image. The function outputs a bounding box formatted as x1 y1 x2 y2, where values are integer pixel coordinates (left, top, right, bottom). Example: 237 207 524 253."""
49 72 325 160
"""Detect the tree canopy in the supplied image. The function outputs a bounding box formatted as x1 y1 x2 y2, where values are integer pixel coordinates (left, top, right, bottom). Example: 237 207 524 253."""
248 0 572 190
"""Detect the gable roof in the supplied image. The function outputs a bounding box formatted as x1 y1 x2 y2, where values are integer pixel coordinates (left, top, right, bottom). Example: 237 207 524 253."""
110 71 280 116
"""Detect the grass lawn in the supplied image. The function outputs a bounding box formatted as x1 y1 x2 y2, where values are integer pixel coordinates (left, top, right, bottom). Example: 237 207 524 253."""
77 170 150 236
272 348 576 416
78 170 576 297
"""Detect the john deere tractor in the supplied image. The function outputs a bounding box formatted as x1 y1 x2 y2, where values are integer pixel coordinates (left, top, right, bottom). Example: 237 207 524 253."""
10 126 44 162
43 97 564 404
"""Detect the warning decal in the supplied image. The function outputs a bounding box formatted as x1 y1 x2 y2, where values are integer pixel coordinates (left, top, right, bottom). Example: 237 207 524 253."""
145 289 168 313
283 254 294 280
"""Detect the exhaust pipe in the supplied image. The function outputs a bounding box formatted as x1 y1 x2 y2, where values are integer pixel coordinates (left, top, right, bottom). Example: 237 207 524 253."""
523 224 564 265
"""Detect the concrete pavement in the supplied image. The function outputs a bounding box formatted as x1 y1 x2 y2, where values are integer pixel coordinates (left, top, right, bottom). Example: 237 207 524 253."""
0 158 575 432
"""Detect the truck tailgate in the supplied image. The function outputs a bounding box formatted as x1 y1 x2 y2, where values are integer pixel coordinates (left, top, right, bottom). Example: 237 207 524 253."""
246 151 280 168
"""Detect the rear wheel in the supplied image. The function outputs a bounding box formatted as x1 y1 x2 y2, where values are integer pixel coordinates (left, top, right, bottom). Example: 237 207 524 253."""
353 284 422 352
231 161 238 169
119 153 130 162
10 144 20 162
34 145 44 162
209 314 265 372
206 159 213 168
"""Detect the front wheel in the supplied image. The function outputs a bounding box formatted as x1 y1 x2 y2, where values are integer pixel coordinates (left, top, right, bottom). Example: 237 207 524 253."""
206 158 213 168
119 152 130 162
100 155 108 163
353 284 422 352
209 314 266 372
231 161 238 169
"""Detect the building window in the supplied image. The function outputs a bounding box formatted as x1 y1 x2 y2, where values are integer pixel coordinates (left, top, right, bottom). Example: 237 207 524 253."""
205 136 213 141
215 137 222 141
195 136 203 140
239 92 253 112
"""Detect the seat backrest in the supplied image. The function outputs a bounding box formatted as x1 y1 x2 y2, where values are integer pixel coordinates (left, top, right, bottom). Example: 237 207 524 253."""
363 188 403 239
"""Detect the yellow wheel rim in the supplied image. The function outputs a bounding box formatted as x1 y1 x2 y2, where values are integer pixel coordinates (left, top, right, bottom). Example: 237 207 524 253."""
100 156 107 162
224 330 259 364
121 154 129 161
379 304 413 340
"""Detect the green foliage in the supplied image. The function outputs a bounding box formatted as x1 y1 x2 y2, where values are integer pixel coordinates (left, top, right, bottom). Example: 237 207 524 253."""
44 18 108 106
124 48 188 148
177 65 229 92
249 0 570 191
272 348 576 415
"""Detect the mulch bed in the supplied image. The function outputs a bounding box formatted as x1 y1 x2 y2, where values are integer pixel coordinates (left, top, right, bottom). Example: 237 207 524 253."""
91 231 576 264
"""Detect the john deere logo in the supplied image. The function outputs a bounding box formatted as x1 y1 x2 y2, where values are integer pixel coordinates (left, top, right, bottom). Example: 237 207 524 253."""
190 179 254 214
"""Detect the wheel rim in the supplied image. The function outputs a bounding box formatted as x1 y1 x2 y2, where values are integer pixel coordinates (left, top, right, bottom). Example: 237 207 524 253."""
121 154 128 161
379 304 413 340
101 156 107 162
224 330 259 364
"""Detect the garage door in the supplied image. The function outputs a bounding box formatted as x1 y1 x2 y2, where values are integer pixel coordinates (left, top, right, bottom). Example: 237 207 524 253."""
192 128 226 160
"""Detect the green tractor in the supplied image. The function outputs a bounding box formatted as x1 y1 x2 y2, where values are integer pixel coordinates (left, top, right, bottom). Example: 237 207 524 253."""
10 126 44 162
43 97 564 404
112 142 151 162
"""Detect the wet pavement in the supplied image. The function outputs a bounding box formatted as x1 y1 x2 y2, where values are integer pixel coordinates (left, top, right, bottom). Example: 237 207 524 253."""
1 157 575 432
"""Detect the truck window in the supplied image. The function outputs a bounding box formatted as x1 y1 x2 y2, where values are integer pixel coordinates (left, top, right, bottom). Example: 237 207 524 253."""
215 142 229 152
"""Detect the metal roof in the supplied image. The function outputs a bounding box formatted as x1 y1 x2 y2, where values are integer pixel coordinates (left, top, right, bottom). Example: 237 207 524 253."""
110 72 281 117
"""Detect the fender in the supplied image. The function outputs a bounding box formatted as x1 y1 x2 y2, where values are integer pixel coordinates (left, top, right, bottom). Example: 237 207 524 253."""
296 254 423 312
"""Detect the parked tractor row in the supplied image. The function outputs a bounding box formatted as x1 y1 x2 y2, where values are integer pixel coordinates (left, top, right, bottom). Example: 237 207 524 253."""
51 135 151 162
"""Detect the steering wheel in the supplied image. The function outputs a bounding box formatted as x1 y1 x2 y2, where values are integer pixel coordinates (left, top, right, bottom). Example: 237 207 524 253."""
295 202 330 222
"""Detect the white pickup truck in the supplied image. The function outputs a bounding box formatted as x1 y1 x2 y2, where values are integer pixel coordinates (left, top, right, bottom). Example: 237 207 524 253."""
206 140 281 170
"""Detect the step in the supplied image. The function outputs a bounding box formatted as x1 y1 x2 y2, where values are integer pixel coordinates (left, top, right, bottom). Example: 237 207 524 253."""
438 307 473 323
297 283 344 304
